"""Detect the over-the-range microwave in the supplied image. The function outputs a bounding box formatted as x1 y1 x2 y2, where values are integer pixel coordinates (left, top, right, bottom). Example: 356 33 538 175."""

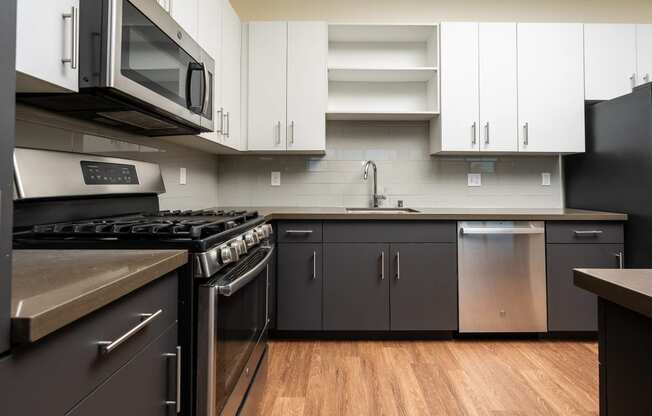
18 0 215 136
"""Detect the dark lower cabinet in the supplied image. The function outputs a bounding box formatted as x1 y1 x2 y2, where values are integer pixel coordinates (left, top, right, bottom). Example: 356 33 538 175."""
389 244 458 331
66 322 179 416
324 243 389 331
547 244 624 331
277 244 323 330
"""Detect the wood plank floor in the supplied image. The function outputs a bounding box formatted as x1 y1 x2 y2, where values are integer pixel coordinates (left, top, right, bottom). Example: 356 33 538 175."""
256 339 598 416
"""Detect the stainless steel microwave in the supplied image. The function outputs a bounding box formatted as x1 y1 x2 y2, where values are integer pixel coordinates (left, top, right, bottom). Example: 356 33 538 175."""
18 0 215 136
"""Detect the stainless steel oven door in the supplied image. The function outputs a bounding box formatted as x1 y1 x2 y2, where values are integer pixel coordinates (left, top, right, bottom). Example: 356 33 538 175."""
196 245 273 416
105 0 214 130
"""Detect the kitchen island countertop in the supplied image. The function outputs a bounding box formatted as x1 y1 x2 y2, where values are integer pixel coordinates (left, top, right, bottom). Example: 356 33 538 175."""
574 268 652 318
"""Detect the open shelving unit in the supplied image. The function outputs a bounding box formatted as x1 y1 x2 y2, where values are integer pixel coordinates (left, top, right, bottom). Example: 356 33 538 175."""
327 24 440 121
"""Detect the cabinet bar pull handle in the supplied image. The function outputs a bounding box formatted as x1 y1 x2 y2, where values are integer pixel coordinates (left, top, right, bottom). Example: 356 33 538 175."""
484 122 490 145
630 73 637 89
614 252 624 269
98 309 163 354
217 107 224 134
62 6 79 69
224 112 230 138
523 122 529 146
276 121 282 145
312 251 317 279
573 230 603 236
285 229 313 234
380 251 385 280
289 121 295 145
164 346 182 413
471 122 477 145
396 251 400 280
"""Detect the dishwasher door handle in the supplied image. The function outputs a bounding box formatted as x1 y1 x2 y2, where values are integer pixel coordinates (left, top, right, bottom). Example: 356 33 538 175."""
460 227 545 235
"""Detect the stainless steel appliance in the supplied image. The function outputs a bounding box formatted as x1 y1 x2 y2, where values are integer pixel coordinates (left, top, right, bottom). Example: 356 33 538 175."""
13 148 271 416
17 0 215 136
457 221 547 333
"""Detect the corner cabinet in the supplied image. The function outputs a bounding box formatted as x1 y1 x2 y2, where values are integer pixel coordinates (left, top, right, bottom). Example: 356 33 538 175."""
433 22 585 155
16 0 80 93
247 21 327 153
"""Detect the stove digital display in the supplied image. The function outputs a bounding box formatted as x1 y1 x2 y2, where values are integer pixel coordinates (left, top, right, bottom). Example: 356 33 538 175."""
80 161 139 185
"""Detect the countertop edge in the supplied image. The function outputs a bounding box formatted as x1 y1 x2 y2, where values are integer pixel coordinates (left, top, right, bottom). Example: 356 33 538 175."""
262 212 628 221
574 269 652 319
13 250 188 344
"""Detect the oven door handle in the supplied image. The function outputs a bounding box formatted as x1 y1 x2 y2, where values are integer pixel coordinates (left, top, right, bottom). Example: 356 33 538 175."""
217 245 275 296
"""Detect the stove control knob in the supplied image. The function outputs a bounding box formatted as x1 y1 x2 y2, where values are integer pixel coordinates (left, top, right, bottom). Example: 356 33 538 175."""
255 227 267 239
262 224 274 236
220 246 238 264
244 232 259 247
232 239 247 255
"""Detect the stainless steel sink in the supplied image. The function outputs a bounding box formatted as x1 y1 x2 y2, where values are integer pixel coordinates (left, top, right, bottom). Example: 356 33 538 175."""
345 208 420 214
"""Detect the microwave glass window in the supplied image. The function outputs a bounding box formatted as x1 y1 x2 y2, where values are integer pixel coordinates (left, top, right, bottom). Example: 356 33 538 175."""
120 0 201 109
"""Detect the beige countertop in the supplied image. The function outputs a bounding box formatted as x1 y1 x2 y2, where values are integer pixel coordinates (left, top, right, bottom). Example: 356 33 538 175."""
11 250 188 344
574 269 652 319
227 207 627 221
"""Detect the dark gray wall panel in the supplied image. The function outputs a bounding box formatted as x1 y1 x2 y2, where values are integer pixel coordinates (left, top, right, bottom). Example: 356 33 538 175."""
323 221 457 243
389 244 458 331
0 0 16 355
277 243 323 331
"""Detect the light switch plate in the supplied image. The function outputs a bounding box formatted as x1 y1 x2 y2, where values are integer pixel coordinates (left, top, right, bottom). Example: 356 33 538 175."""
541 172 551 186
179 168 187 185
468 173 482 187
271 171 281 186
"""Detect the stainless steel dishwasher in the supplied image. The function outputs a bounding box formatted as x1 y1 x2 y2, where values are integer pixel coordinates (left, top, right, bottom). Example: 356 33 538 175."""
457 221 547 333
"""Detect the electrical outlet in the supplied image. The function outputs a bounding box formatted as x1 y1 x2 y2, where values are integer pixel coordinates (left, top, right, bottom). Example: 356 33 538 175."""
179 168 187 185
271 171 281 186
468 173 482 187
541 172 551 186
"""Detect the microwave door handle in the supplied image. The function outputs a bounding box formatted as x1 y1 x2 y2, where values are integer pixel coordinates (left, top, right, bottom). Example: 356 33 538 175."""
200 63 207 114
186 62 204 114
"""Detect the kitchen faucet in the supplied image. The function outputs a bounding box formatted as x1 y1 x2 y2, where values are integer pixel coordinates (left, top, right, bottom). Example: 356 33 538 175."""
363 160 386 208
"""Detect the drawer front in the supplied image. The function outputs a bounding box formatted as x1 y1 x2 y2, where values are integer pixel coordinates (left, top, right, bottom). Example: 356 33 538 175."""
277 221 323 243
546 222 624 244
324 221 457 243
66 322 179 416
0 271 178 416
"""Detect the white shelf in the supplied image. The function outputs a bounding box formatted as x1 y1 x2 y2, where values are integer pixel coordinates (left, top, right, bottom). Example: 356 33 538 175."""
329 24 438 42
326 111 439 121
328 67 437 82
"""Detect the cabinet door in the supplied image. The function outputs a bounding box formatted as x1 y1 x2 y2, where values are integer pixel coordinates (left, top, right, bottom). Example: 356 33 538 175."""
389 244 457 331
247 21 287 151
220 0 242 150
479 23 518 152
517 23 585 153
286 22 327 152
324 244 389 331
197 0 222 143
170 0 198 38
584 24 637 101
547 244 624 331
636 24 652 86
66 323 179 416
277 244 323 331
16 0 79 93
440 22 480 152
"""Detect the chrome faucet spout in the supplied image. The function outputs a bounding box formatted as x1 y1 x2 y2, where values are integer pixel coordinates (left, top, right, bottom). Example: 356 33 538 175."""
362 160 384 208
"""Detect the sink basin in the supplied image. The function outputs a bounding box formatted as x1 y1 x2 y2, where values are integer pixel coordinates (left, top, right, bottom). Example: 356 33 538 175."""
345 208 420 214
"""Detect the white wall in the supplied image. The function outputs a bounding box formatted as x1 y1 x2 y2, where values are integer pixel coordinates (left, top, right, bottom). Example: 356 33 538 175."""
217 121 562 208
231 0 652 22
14 105 220 211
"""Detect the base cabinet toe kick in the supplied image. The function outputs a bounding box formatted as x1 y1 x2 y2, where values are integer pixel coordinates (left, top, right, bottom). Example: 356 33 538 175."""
271 220 625 336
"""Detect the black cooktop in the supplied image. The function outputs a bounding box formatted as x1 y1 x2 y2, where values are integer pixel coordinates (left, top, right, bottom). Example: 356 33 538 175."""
13 209 264 252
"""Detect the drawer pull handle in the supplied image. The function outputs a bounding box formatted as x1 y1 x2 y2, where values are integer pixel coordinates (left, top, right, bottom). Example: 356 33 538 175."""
613 252 625 269
285 230 313 234
97 309 163 354
164 346 182 413
573 230 604 236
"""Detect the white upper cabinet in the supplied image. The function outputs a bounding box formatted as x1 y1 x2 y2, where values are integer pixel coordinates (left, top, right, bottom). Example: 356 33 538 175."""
584 24 637 101
197 0 222 144
439 22 479 152
247 22 288 151
16 0 80 93
478 23 518 152
517 23 585 153
170 0 198 38
220 0 242 150
636 24 652 86
286 22 327 152
248 21 327 152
